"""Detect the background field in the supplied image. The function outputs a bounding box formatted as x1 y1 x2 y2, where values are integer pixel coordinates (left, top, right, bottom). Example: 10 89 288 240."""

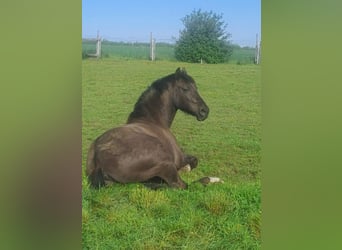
82 40 256 64
82 59 261 249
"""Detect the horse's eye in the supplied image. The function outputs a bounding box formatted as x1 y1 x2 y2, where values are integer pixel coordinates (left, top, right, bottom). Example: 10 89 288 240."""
181 87 189 92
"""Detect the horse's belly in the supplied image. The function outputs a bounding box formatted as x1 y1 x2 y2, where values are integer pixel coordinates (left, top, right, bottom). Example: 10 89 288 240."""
95 124 182 182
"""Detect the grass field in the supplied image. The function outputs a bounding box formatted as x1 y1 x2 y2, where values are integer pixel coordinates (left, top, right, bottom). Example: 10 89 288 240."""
82 59 261 249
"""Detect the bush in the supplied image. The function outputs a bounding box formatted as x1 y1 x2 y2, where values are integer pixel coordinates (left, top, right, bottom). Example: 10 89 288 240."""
175 9 233 64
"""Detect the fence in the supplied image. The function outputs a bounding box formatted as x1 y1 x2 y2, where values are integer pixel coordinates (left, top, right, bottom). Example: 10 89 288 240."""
82 40 176 61
82 39 257 64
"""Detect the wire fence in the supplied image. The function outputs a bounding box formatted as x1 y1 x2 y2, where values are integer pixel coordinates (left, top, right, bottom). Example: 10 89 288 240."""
82 38 256 64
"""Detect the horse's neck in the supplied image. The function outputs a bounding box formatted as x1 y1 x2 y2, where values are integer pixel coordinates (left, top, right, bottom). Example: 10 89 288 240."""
128 92 176 128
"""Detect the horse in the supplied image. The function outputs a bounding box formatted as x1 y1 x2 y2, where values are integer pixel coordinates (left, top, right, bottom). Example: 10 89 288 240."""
86 67 220 189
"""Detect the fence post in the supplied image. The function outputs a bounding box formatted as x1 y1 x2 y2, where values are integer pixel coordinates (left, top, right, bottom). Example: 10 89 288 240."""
96 30 101 58
150 32 156 61
255 34 260 64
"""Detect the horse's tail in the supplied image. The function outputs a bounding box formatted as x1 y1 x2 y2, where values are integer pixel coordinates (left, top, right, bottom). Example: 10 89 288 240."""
86 142 105 188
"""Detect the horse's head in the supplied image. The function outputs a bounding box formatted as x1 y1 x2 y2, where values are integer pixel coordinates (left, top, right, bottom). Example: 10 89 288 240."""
173 68 209 121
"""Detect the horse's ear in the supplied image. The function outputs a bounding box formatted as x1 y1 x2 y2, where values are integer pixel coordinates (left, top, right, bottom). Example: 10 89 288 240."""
175 67 187 76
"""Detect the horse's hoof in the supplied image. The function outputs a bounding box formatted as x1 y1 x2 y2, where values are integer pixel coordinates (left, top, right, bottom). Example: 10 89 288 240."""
208 177 223 183
179 164 191 173
198 176 224 185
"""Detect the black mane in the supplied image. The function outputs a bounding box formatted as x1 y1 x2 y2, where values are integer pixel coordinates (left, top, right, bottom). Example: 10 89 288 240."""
138 69 195 102
127 69 195 123
150 69 194 91
150 73 175 93
133 73 174 109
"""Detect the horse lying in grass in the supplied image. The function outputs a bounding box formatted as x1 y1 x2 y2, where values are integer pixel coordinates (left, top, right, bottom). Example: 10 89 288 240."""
86 68 222 189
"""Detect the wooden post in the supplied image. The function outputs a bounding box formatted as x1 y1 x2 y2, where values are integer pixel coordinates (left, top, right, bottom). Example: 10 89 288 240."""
150 32 153 61
96 30 101 59
152 38 156 61
255 34 260 64
150 32 155 61
258 40 261 64
85 31 102 58
255 34 259 64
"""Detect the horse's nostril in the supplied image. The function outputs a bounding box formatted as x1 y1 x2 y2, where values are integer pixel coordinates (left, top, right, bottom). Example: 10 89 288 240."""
197 107 209 121
200 107 208 116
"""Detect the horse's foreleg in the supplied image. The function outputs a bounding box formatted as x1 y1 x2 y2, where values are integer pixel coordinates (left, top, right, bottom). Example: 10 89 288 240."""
158 163 188 189
183 154 198 170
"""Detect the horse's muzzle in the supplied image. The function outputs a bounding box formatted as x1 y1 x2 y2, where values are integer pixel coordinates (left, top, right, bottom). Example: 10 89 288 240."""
197 105 209 121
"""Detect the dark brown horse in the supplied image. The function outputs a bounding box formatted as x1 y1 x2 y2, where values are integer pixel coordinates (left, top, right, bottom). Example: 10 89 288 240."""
86 68 216 189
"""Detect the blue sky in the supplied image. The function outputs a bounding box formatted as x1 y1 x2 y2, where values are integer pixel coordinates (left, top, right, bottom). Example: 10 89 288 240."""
82 0 260 47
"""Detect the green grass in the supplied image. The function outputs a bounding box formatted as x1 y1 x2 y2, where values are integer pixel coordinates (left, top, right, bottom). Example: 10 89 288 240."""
82 59 261 249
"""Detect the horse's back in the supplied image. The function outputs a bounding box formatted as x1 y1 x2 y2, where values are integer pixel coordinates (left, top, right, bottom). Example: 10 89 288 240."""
95 123 165 154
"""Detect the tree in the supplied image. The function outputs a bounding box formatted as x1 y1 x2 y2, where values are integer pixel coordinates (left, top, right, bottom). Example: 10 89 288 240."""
175 9 233 64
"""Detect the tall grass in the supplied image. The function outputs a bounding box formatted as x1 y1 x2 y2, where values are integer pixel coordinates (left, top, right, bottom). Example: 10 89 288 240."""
82 59 261 249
